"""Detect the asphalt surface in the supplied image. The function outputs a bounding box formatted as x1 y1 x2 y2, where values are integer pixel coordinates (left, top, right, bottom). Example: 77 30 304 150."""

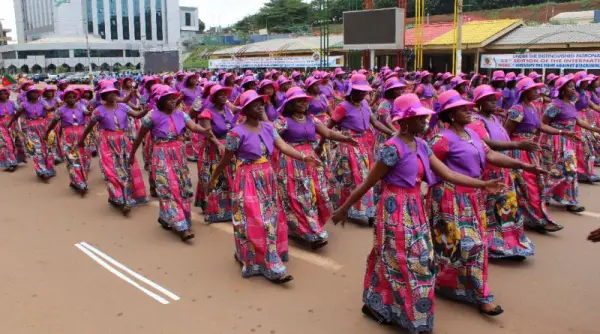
2 89 599 333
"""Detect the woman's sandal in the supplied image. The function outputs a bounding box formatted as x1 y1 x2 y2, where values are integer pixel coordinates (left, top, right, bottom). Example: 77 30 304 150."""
158 219 172 230
121 205 131 216
180 231 195 242
269 275 294 284
361 305 390 325
479 305 504 316
566 205 585 213
310 240 328 250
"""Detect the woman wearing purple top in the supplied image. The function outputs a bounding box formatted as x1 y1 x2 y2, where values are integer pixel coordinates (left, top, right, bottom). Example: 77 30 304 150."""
274 86 357 249
122 77 141 141
333 68 347 96
44 88 92 194
320 73 335 104
589 75 600 165
501 72 517 111
79 84 148 215
437 72 454 93
195 85 236 223
42 86 64 164
505 77 572 230
541 76 600 213
9 86 57 179
222 73 239 103
468 85 536 259
0 86 23 171
257 80 278 122
291 71 304 88
17 81 34 105
275 76 292 108
332 94 503 333
374 78 404 160
429 89 545 316
326 74 394 225
56 80 69 101
208 90 321 284
180 73 204 163
130 85 210 242
573 72 600 182
174 71 186 91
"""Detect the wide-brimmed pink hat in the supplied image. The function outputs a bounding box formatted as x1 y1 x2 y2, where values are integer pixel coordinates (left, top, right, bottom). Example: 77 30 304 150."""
24 85 41 95
0 85 10 93
57 79 68 87
472 85 502 103
420 70 433 79
442 72 454 81
391 94 434 122
528 71 542 80
62 87 80 99
384 70 398 81
304 76 321 89
546 73 559 83
99 84 120 99
516 77 544 101
43 86 57 92
575 72 593 87
291 71 302 79
334 68 346 76
245 70 254 76
383 77 405 93
19 80 33 90
491 70 505 81
322 72 332 79
277 76 291 87
176 71 185 77
209 84 232 100
277 86 313 113
505 72 517 82
436 90 474 113
450 77 469 89
435 72 443 80
239 90 269 111
345 74 372 95
154 85 179 102
240 76 257 89
554 76 574 92
358 69 368 75
258 79 274 91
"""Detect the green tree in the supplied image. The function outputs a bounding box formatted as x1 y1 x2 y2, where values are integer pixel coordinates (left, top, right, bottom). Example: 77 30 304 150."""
198 19 205 33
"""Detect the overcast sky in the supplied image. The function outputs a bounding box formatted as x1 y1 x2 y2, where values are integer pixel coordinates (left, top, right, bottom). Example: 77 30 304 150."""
1 0 269 42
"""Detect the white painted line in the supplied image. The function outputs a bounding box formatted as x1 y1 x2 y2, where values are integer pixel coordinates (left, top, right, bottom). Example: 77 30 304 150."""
74 243 170 305
79 242 180 301
579 211 600 219
147 201 344 272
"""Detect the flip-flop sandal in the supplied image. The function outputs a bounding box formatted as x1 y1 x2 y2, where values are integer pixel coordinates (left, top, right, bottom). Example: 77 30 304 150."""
566 206 585 213
269 275 294 284
158 219 172 230
543 224 564 232
121 205 131 216
181 232 195 242
479 305 504 316
310 240 328 250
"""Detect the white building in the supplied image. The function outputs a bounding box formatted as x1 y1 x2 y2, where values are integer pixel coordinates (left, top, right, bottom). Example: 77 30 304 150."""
0 20 11 46
180 6 200 41
1 0 187 74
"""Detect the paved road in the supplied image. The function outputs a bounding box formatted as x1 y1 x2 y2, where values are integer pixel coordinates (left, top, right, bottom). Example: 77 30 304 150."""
1 150 599 333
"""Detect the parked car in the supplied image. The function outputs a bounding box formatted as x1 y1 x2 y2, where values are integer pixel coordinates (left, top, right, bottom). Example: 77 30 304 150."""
45 74 59 84
32 73 49 83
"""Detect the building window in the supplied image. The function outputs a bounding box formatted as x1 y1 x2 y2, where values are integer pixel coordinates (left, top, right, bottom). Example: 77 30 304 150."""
121 0 129 40
97 0 106 38
156 0 163 41
2 51 17 59
75 49 124 58
133 0 141 40
185 13 191 26
144 0 152 40
125 50 140 57
86 0 94 33
109 0 118 40
17 50 70 59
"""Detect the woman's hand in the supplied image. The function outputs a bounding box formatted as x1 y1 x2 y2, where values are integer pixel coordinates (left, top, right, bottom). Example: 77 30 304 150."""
344 136 360 146
331 208 348 226
523 164 548 176
304 154 323 167
483 179 505 193
217 143 225 156
587 227 600 242
517 140 540 152
563 131 581 142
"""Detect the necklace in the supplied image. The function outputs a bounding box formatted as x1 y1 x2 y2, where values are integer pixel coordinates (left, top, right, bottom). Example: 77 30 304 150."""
292 113 306 122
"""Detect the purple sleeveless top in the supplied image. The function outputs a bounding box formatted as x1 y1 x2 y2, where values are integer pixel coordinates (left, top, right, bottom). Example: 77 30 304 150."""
175 80 185 92
550 99 578 123
418 84 435 100
591 92 600 105
45 97 60 108
17 92 27 105
58 105 87 127
232 122 275 160
276 91 287 108
265 102 278 122
150 110 187 140
95 104 130 131
575 90 589 111
21 100 48 120
307 95 328 116
512 103 541 134
441 128 486 178
0 101 17 117
181 86 202 107
122 89 138 105
333 79 346 93
280 116 317 143
206 105 234 138
502 88 516 110
473 114 509 141
57 90 65 101
229 86 240 103
338 100 371 133
320 84 334 100
383 137 433 187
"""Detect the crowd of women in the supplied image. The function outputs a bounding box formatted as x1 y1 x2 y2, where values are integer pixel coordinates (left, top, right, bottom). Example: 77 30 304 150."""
1 66 600 334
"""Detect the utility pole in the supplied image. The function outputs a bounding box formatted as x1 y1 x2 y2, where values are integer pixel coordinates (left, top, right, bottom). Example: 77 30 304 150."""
456 0 463 74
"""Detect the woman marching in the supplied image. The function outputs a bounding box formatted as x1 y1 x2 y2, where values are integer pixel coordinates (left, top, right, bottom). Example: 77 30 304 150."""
541 75 600 213
326 74 394 225
373 77 404 158
130 85 210 241
428 90 546 315
195 85 237 223
0 86 24 171
468 85 536 259
414 71 436 110
331 94 504 334
42 86 65 164
257 80 279 122
8 86 56 180
208 90 321 284
79 84 148 215
573 72 600 183
44 88 91 195
274 86 358 249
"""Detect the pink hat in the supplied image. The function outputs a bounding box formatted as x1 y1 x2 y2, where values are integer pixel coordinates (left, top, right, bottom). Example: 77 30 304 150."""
176 71 185 77
358 69 368 75
322 72 332 79
57 79 68 87
546 73 559 83
277 76 291 87
554 76 574 92
420 70 433 78
383 78 405 93
528 71 542 80
450 77 469 89
209 84 232 99
345 74 372 95
394 67 402 72
575 72 593 87
491 70 505 81
391 94 434 122
99 84 119 98
240 76 257 88
62 87 80 99
43 86 57 92
154 85 179 102
258 79 274 91
24 85 41 95
19 80 33 90
277 86 313 113
239 90 269 110
436 90 474 113
0 85 10 93
458 72 467 78
442 72 454 81
334 68 346 76
245 70 254 76
505 72 517 82
435 72 443 80
291 71 302 79
304 76 322 89
516 77 544 102
472 85 502 103
384 70 398 81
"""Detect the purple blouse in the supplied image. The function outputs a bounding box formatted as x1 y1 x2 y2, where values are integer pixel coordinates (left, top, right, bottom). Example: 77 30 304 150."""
276 116 318 143
472 113 510 141
93 103 132 131
307 95 328 116
438 128 487 178
502 88 516 110
225 122 277 161
379 136 433 187
142 109 189 141
336 100 371 133
0 101 17 118
507 103 541 134
181 86 202 107
20 100 49 120
200 105 235 138
265 102 278 122
56 105 88 127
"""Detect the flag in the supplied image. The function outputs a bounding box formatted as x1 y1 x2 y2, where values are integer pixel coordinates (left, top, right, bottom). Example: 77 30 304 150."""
2 74 17 87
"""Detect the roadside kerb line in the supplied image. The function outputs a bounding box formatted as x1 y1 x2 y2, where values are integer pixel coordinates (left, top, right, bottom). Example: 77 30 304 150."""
75 243 170 304
79 242 180 301
578 211 600 219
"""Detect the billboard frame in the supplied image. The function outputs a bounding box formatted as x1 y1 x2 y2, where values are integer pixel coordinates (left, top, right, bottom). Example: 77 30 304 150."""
343 7 405 50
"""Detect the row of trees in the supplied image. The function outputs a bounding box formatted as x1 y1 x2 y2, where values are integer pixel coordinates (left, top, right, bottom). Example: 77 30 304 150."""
232 0 575 33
